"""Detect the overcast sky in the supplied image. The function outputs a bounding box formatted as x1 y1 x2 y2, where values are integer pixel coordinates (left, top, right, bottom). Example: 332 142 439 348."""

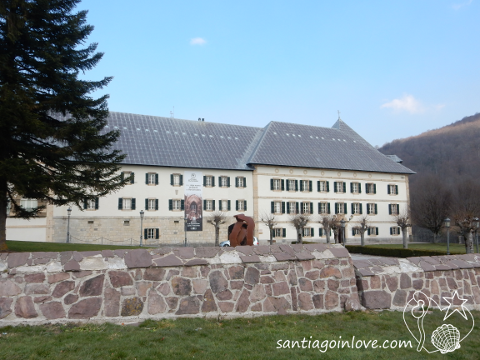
77 0 479 147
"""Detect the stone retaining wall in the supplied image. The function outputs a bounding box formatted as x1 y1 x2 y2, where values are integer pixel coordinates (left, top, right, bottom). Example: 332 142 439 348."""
0 244 361 326
353 254 480 310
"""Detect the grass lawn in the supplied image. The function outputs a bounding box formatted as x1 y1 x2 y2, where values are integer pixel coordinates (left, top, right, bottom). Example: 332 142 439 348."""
1 310 479 360
4 240 145 253
367 243 470 255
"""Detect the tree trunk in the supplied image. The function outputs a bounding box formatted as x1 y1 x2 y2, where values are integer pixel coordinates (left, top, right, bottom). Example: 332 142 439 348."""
402 228 408 249
465 232 474 254
297 229 302 244
269 227 273 245
215 225 220 247
0 181 8 251
433 233 437 244
326 231 330 244
360 233 365 247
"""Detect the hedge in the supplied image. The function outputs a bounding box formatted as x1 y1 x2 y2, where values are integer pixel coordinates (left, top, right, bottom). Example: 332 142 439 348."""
345 245 448 258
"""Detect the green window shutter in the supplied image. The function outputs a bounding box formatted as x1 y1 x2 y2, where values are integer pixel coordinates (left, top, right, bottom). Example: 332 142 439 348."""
95 198 99 210
219 201 222 211
318 203 321 214
282 202 285 214
335 203 339 214
218 176 221 187
181 200 185 210
375 204 378 214
352 228 355 236
169 199 172 211
282 228 286 237
145 173 149 184
131 198 136 210
319 228 323 237
351 203 354 214
344 203 347 214
227 177 230 187
398 204 400 213
398 227 401 233
373 184 376 194
83 199 87 210
228 200 231 211
310 202 313 214
203 176 206 186
180 175 183 186
390 227 393 235
295 180 298 191
367 228 371 235
212 200 215 211
334 182 337 192
145 199 148 210
295 202 299 214
130 173 135 184
236 200 239 211
212 177 215 187
244 178 247 187
286 203 290 214
343 182 346 193
270 179 273 190
155 174 159 185
350 183 353 193
286 180 290 191
271 201 275 213
300 202 304 213
155 199 158 210
311 228 314 237
236 177 239 187
300 181 304 191
118 198 123 210
121 172 124 181
204 200 206 209
309 180 312 192
326 181 330 192
144 229 148 240
395 185 398 194
317 181 320 192
327 203 331 214
156 229 159 239
360 203 363 214
170 174 174 186
281 180 285 190
376 227 379 235
388 204 392 215
244 200 247 211
358 183 361 193
387 185 391 194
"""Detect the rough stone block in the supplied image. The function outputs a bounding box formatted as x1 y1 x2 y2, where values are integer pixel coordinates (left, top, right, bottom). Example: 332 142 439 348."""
121 297 144 316
124 249 152 268
171 277 192 296
0 280 21 297
25 284 50 295
400 273 411 289
79 275 104 297
148 290 167 315
64 294 78 305
143 268 166 281
25 273 45 283
245 267 260 285
40 302 65 320
176 296 201 315
15 296 37 318
298 293 314 310
48 273 70 284
273 282 290 296
362 291 391 309
298 278 313 292
325 291 339 310
0 297 13 319
209 270 228 293
320 266 342 279
52 281 75 298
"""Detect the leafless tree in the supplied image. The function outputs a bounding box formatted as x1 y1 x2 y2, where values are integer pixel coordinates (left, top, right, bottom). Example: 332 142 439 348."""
290 214 310 244
410 174 451 243
352 215 370 247
260 212 277 245
207 211 227 247
319 215 338 244
394 212 411 249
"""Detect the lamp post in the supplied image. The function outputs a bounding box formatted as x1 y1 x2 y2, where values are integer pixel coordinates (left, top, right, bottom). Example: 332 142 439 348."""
444 218 450 255
140 210 144 247
341 219 346 247
184 217 188 247
66 207 72 243
474 217 479 254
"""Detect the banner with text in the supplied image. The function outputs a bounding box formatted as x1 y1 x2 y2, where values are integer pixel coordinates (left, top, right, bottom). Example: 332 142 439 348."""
184 171 203 231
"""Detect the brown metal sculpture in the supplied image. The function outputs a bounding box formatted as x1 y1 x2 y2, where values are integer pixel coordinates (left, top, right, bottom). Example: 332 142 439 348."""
228 214 255 247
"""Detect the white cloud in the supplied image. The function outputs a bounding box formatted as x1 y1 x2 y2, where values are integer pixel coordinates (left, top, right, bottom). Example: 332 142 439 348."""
190 37 206 45
381 94 424 114
452 0 472 10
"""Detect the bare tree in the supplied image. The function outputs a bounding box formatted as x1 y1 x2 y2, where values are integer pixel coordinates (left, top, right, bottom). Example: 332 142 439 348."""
410 174 451 243
260 212 277 245
394 212 411 249
207 211 227 247
452 215 476 254
352 215 370 247
290 214 310 244
319 215 338 244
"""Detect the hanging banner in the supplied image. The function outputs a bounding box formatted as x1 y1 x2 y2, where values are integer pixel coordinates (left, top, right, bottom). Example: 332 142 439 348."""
184 171 203 231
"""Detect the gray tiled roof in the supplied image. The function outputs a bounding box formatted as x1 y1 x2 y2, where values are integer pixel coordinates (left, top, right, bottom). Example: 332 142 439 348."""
105 112 414 174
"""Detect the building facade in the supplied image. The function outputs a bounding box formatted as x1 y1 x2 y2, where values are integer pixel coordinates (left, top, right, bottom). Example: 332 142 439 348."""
6 112 414 245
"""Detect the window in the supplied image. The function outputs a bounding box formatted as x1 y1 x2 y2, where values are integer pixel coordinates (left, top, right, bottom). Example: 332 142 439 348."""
203 200 215 211
302 228 314 237
287 201 298 214
271 201 285 214
121 171 135 184
352 228 361 236
169 199 184 211
236 177 246 188
171 174 183 186
365 183 376 194
20 199 38 211
351 182 361 194
318 202 330 214
351 203 362 215
334 181 346 193
273 228 286 238
368 227 379 236
271 179 284 191
236 200 247 211
146 173 158 185
389 204 399 215
144 228 159 239
118 198 136 210
84 198 99 210
219 200 231 211
390 227 401 235
388 184 399 195
146 198 158 211
301 201 313 214
300 180 312 192
203 175 215 187
335 202 347 214
286 179 298 191
318 228 331 237
219 176 230 188
123 220 130 226
367 203 378 215
317 180 329 192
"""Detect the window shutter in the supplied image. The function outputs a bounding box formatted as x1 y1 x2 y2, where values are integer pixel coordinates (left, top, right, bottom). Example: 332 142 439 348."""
295 180 298 191
121 172 124 181
144 229 148 240
319 228 323 237
281 180 285 191
344 203 347 214
317 181 320 192
282 202 285 214
271 201 275 214
358 184 361 193
286 203 290 214
204 200 206 209
295 202 299 214
300 181 304 191
387 185 391 194
145 199 148 210
130 173 135 184
350 183 353 193
219 201 222 211
343 182 346 193
388 204 392 215
212 177 215 187
131 198 136 210
95 198 99 210
311 228 314 237
367 228 371 235
282 228 286 237
270 179 273 190
310 202 313 214
203 176 206 186
155 229 159 239
309 180 312 192
218 176 221 187
373 184 376 194
390 227 393 235
376 227 379 235
398 204 400 213
118 198 123 210
326 181 329 192
83 199 87 210
181 200 185 210
236 177 239 187
335 203 339 214
155 173 159 185
395 185 398 194
360 203 363 214
155 199 158 210
327 203 331 214
180 175 183 186
351 203 354 214
227 177 230 187
398 227 401 234
244 178 247 187
334 182 338 192
318 203 321 214
228 200 231 211
244 201 247 211
300 202 304 213
169 199 172 211
236 200 239 211
145 173 149 184
375 204 378 214
352 228 355 236
170 174 174 186
212 200 215 211
286 180 290 191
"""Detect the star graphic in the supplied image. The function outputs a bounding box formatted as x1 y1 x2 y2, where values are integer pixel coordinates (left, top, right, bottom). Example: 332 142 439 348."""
443 291 468 321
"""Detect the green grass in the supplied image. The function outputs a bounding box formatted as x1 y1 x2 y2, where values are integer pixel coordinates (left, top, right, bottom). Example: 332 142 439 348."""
368 243 469 254
4 240 144 253
347 242 473 258
1 311 479 359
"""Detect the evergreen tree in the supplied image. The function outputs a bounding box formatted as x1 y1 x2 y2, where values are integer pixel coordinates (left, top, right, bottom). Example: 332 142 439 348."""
0 0 126 250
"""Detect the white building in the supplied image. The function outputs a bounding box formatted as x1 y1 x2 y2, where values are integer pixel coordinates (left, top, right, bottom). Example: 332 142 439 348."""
6 112 414 245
